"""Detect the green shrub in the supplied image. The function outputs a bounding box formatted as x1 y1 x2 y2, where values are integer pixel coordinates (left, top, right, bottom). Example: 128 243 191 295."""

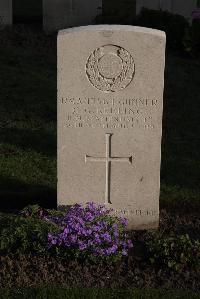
1 206 199 275
0 206 59 255
46 202 133 263
0 204 133 263
147 233 200 272
136 8 189 50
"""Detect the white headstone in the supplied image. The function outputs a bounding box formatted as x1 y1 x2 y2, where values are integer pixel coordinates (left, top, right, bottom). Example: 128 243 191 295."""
43 0 102 32
0 0 12 25
57 25 166 230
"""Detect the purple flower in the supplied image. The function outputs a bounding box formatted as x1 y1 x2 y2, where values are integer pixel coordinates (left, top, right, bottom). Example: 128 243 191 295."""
121 250 128 256
91 224 101 232
94 233 101 245
113 231 119 238
86 228 92 235
46 202 132 262
119 217 128 226
87 240 94 246
120 240 127 247
48 233 57 245
101 232 112 243
69 234 77 244
78 241 87 250
85 212 94 221
127 239 133 248
112 223 118 230
106 244 118 255
63 227 70 235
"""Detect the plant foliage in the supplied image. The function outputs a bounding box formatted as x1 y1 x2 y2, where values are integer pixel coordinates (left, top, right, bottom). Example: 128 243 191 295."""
46 202 133 262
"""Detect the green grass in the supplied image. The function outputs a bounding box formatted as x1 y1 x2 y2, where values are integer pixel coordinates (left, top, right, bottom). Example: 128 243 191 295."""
0 26 199 212
0 27 57 210
161 53 200 210
1 287 200 299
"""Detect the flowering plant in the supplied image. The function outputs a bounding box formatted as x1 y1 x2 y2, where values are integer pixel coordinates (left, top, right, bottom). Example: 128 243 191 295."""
46 202 133 262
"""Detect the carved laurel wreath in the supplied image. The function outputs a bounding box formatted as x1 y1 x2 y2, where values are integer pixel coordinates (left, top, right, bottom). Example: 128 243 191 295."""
86 45 135 93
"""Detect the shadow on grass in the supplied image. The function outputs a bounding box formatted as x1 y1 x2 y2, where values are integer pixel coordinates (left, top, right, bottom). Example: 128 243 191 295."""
160 53 200 203
0 176 56 212
0 128 56 157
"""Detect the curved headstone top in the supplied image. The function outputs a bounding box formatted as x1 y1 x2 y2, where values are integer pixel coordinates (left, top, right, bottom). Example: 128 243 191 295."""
58 25 166 37
57 25 166 230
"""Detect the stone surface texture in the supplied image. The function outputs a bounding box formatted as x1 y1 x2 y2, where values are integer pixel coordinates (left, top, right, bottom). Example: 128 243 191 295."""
58 25 166 230
43 0 102 32
0 0 12 25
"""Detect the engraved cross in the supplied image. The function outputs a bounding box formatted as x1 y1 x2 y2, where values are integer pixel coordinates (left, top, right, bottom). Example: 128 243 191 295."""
85 133 132 204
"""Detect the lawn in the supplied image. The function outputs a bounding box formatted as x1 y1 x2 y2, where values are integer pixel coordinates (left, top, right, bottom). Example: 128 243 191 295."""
161 51 200 211
0 26 57 210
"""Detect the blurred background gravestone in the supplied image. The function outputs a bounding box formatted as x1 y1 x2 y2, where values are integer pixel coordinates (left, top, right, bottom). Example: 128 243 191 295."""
0 0 12 25
43 0 102 32
136 0 197 22
96 0 136 24
1 0 198 30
